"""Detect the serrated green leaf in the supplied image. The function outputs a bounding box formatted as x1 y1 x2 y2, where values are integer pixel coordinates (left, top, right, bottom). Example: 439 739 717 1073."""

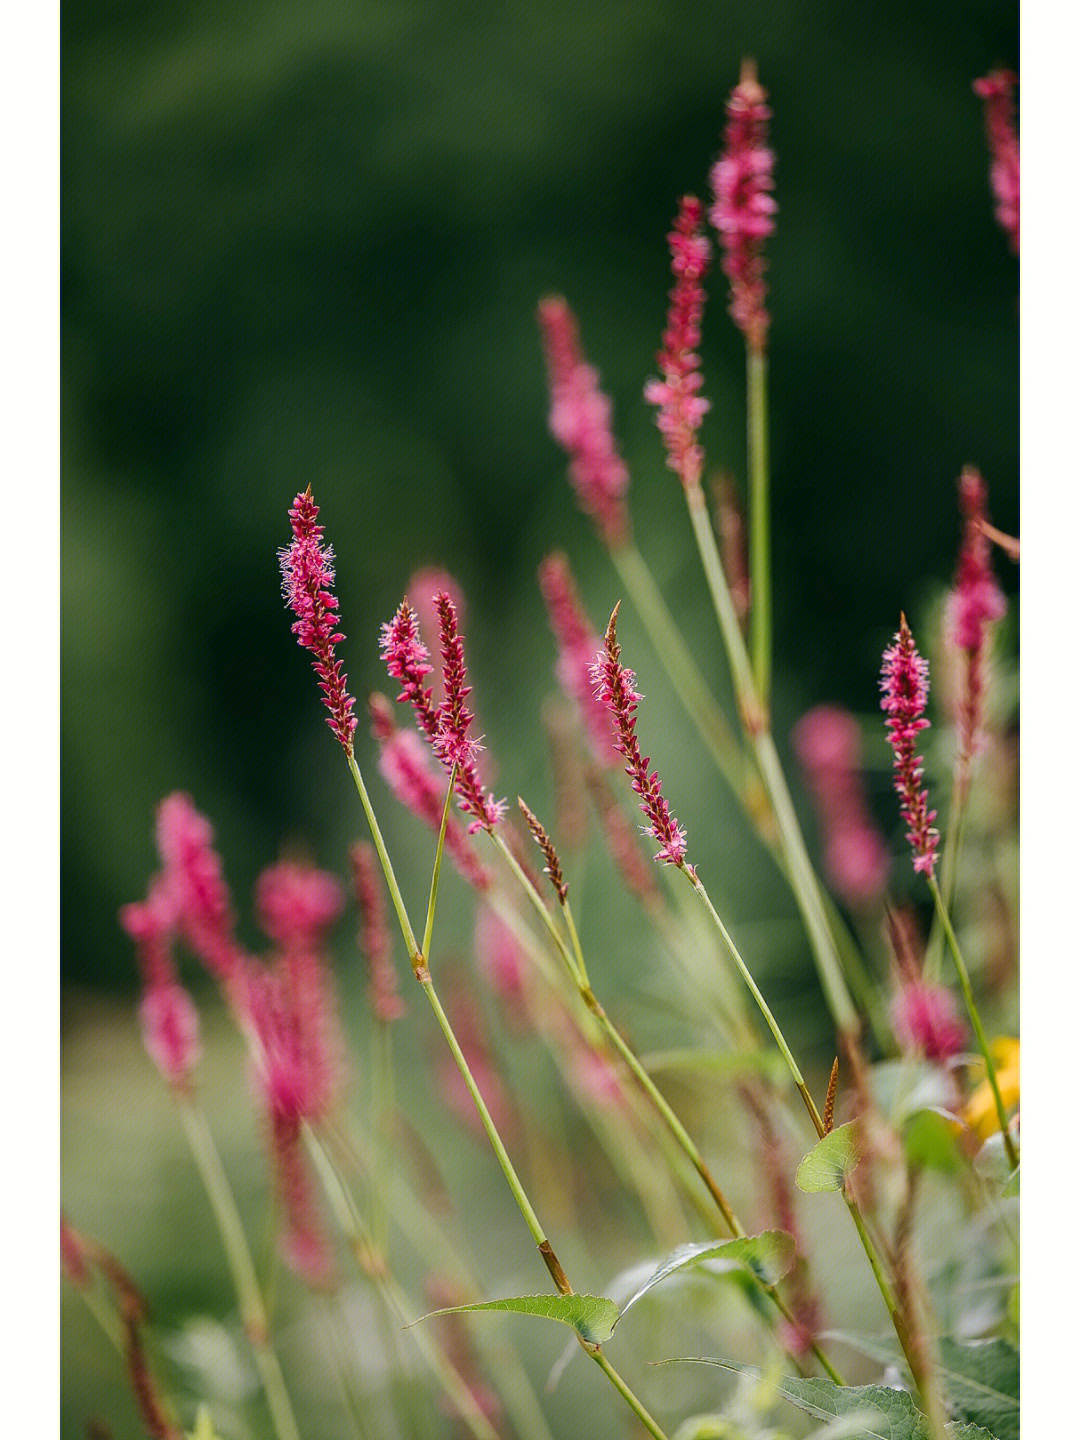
655 1359 995 1440
410 1293 619 1346
796 1123 862 1192
904 1110 964 1173
936 1339 1017 1440
619 1231 796 1321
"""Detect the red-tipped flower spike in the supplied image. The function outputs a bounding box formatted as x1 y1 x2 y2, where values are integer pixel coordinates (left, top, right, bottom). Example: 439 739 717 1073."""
880 617 939 878
644 195 712 488
369 696 492 889
944 467 1007 767
280 488 357 754
155 792 244 990
791 706 891 907
538 552 614 763
973 70 1019 253
350 840 406 1022
537 296 631 548
709 60 776 351
380 598 441 742
433 592 506 832
590 604 689 868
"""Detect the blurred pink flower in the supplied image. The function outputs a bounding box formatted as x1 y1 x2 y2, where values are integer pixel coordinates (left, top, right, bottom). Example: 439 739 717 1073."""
973 70 1019 253
538 552 614 763
121 867 201 1087
351 840 406 1022
255 861 345 951
155 792 242 987
475 902 528 1018
891 980 967 1062
944 468 1007 767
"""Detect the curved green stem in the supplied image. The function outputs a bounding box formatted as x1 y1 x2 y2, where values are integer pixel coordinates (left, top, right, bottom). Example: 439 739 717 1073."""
747 344 772 706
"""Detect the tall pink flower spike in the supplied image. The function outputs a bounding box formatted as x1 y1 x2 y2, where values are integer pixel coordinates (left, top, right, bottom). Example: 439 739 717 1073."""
880 616 939 877
120 873 201 1089
944 467 1007 769
710 59 776 351
645 194 712 489
973 70 1019 254
537 296 631 548
280 487 357 754
591 603 690 869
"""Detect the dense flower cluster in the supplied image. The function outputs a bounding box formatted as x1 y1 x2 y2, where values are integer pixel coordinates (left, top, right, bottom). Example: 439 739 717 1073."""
973 70 1019 253
880 617 939 877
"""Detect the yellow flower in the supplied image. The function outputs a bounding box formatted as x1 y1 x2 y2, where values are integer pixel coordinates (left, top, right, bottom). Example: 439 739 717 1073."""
963 1035 1019 1141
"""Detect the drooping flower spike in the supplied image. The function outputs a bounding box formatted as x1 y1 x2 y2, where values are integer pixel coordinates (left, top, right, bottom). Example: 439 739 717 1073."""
591 603 690 869
280 488 357 754
537 296 631 548
710 59 776 351
880 616 939 877
973 70 1019 254
645 194 712 489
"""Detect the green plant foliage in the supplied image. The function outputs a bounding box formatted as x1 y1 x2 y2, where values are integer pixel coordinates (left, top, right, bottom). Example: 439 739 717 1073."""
619 1231 797 1321
936 1339 1018 1440
795 1123 862 1192
903 1109 965 1173
187 1407 225 1440
410 1293 620 1346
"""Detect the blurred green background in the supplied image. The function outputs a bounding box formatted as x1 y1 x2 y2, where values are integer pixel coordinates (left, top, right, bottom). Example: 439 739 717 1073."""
62 1 1017 1435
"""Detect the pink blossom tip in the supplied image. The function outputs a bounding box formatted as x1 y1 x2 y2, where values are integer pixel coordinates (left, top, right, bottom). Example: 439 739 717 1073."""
154 792 242 985
645 195 712 489
432 592 506 833
709 61 776 350
973 70 1019 253
280 488 357 754
255 861 345 950
880 617 939 879
537 296 631 547
590 603 689 867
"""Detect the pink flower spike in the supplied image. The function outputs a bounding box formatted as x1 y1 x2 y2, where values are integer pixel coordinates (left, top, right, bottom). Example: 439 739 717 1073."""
380 598 441 742
891 980 967 1063
280 488 358 754
538 552 614 763
409 569 467 683
537 296 631 548
138 983 202 1087
433 593 506 833
973 70 1019 253
255 861 345 951
155 793 242 986
709 60 776 351
645 195 712 489
880 617 939 878
590 604 689 868
369 696 492 890
944 467 1007 767
350 840 406 1022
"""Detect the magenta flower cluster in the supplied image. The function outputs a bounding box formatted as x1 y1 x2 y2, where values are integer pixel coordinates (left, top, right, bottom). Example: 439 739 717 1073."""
644 195 712 489
890 980 967 1063
973 70 1019 254
280 489 358 754
591 608 689 868
537 296 631 548
880 617 939 878
538 551 614 763
709 64 776 350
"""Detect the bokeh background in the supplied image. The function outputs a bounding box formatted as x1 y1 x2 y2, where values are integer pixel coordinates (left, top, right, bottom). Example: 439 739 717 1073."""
62 1 1018 1435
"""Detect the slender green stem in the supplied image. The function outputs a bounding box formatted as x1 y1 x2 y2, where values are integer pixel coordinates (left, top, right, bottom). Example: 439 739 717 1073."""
306 1130 501 1440
491 831 580 982
422 765 457 961
71 1280 126 1357
178 1098 301 1440
925 767 969 983
929 875 1018 1168
589 1350 669 1440
561 898 591 989
346 750 421 962
747 344 771 706
610 540 747 800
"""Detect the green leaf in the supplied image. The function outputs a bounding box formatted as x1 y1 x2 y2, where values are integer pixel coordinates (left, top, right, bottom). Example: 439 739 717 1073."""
410 1293 619 1347
796 1123 862 1192
936 1339 1018 1440
655 1360 1003 1440
187 1406 224 1440
619 1231 796 1321
903 1110 964 1174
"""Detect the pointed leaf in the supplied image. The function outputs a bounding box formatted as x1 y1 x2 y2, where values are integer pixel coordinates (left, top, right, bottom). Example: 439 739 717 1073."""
796 1123 862 1192
619 1231 796 1321
936 1339 1017 1440
655 1360 1002 1440
410 1293 618 1346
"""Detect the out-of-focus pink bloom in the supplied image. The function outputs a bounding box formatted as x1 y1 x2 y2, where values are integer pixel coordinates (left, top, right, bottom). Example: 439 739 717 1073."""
537 296 631 548
891 980 967 1062
279 489 357 753
475 902 529 1018
435 983 515 1139
121 866 201 1087
350 840 406 1022
792 706 890 907
271 1107 335 1288
945 468 1008 767
538 553 614 763
584 764 662 909
973 70 1019 253
591 606 689 868
880 618 939 878
255 862 345 951
709 61 776 350
571 1044 625 1112
370 696 492 890
155 793 242 986
645 195 712 489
